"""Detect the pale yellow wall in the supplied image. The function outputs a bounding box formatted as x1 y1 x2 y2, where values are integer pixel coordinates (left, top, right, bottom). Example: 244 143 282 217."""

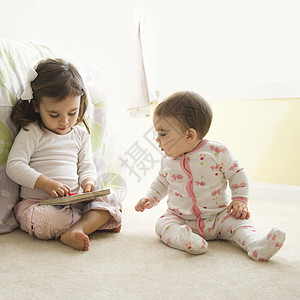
207 98 300 186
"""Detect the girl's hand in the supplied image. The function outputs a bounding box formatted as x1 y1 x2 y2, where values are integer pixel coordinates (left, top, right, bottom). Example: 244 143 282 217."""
35 174 70 197
227 201 250 220
135 198 154 212
82 178 96 193
44 180 70 198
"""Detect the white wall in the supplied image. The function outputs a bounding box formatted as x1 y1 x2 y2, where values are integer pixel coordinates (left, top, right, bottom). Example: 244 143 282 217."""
0 0 137 111
1 0 299 104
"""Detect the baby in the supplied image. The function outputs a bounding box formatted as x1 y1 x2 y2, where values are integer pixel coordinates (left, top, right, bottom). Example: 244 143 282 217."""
135 91 285 261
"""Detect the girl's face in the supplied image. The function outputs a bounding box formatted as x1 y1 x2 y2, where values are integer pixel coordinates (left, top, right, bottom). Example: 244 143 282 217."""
153 113 198 158
35 95 81 135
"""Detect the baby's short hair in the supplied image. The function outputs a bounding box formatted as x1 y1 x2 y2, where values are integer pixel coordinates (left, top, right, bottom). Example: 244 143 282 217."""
155 91 213 139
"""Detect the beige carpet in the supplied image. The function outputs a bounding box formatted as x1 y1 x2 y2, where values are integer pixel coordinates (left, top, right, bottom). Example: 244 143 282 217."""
0 182 299 300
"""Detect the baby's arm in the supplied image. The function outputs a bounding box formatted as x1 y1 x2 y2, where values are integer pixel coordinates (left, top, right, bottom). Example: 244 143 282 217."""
35 174 70 198
135 198 154 212
219 144 250 220
136 159 168 212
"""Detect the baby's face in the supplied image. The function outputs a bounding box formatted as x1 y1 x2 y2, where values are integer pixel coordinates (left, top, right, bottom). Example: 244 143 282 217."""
153 114 192 158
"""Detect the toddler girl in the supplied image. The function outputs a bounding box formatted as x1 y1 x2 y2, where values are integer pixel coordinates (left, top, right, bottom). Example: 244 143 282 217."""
135 91 285 261
6 58 122 251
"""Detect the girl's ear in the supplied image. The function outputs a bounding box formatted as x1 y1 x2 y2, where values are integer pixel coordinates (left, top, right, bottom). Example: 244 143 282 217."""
33 101 39 113
185 128 198 143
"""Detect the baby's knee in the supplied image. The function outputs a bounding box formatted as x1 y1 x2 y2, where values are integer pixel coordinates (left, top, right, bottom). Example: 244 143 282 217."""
155 215 169 236
155 215 182 238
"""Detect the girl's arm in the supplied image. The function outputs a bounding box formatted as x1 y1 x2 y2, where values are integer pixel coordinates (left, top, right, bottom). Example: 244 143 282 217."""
81 177 96 193
6 127 42 189
77 128 97 189
6 125 71 197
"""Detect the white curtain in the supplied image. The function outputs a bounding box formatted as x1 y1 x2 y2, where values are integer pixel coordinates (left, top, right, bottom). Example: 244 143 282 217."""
127 9 156 118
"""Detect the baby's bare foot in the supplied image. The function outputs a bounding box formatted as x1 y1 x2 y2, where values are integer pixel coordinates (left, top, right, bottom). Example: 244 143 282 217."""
60 230 89 251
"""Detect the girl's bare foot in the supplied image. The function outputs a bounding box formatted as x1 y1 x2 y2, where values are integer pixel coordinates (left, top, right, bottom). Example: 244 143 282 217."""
60 230 89 251
60 209 112 251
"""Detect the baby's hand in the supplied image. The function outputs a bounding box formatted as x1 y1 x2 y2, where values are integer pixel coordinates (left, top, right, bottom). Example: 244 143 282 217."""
227 201 250 220
135 198 154 212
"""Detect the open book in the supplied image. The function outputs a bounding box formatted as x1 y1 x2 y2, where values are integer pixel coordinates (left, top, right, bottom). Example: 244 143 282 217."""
39 189 110 206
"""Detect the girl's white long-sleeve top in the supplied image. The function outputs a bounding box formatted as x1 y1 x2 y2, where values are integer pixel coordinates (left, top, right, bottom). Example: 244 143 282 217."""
145 139 249 220
6 122 97 200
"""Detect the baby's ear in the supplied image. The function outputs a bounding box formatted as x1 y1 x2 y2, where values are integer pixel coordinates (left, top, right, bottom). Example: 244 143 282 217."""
185 128 198 142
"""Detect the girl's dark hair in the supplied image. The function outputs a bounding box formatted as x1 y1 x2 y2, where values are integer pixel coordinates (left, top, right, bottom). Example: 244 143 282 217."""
155 91 213 139
11 58 90 133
